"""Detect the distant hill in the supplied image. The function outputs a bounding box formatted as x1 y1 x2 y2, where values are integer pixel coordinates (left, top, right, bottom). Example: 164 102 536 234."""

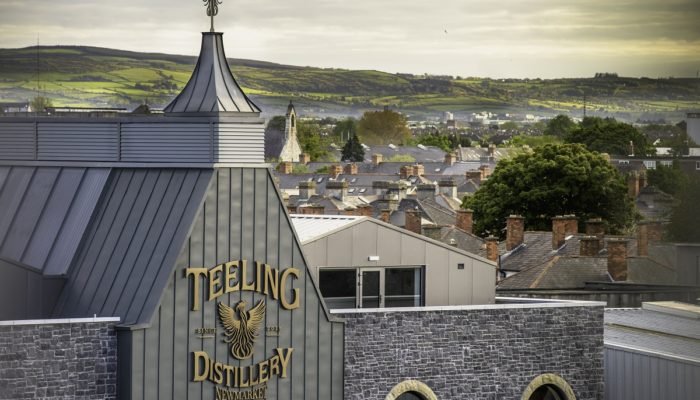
1 45 699 119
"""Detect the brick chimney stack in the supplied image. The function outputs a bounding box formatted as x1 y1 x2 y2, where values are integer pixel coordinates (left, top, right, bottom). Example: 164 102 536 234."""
380 209 391 223
279 161 293 174
628 171 640 198
413 164 425 176
358 204 373 217
300 204 325 215
422 225 443 241
404 210 422 234
298 181 316 198
299 153 311 164
562 214 579 235
479 165 491 180
485 236 499 263
344 163 358 175
444 152 456 166
637 222 649 257
506 215 525 251
326 181 348 201
586 218 605 247
438 179 457 198
372 153 383 166
329 164 343 178
607 239 628 281
400 166 411 179
465 170 482 183
416 183 436 200
456 209 473 234
580 236 601 256
552 216 567 249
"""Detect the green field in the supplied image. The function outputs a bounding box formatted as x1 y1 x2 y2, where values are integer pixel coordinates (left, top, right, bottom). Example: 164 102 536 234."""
1 45 699 119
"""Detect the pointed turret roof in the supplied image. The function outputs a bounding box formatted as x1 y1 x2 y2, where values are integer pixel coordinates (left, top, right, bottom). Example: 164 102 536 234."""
164 32 260 114
286 100 295 116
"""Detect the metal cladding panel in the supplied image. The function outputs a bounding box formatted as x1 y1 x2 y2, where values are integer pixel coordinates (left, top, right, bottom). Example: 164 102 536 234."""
53 168 213 325
122 168 344 400
0 258 65 320
0 166 109 275
120 123 212 162
0 123 35 160
214 123 265 163
37 123 119 161
605 347 700 400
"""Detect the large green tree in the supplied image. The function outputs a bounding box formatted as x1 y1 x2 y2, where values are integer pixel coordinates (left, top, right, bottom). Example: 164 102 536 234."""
545 115 577 137
297 120 332 161
341 134 365 162
667 176 700 242
565 117 653 156
357 109 411 145
464 143 637 237
647 162 687 196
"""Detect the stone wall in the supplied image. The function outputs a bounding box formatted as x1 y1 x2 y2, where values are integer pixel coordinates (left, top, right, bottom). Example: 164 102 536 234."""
338 302 604 400
0 320 118 399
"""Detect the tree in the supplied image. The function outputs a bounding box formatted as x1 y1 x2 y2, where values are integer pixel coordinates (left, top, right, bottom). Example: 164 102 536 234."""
646 162 687 195
341 134 365 162
667 176 700 242
464 143 637 237
333 118 358 141
545 115 577 137
357 109 411 145
30 95 53 112
297 120 331 161
565 117 653 156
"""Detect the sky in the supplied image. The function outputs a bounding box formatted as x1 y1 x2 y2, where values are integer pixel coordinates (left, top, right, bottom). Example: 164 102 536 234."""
0 0 699 78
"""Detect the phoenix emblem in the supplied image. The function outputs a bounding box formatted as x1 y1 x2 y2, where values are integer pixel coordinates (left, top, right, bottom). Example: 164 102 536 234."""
217 300 266 360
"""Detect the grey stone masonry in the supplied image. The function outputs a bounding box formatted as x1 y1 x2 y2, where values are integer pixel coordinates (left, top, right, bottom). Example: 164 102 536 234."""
0 321 117 399
338 302 604 400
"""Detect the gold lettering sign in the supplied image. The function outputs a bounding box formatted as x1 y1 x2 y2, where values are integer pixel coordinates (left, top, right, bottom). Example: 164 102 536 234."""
187 260 300 399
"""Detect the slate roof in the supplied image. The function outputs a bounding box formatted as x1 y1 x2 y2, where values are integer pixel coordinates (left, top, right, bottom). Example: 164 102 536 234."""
605 304 700 363
457 146 518 162
367 145 446 163
397 197 456 226
427 226 487 258
497 256 611 289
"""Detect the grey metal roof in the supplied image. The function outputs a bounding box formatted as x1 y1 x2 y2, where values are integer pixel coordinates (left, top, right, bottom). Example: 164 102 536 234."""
291 214 362 243
605 307 700 362
53 168 213 325
0 166 110 275
164 32 260 114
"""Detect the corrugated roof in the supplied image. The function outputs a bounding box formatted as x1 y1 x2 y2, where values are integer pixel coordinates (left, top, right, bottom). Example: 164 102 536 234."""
164 33 260 114
53 168 213 325
0 166 110 275
290 214 362 243
605 307 700 362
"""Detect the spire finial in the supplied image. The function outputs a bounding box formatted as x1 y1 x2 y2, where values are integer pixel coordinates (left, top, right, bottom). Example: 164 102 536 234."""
204 0 223 32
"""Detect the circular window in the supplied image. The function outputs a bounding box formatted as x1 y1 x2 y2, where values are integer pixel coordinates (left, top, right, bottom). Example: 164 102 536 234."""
385 380 438 400
521 374 575 400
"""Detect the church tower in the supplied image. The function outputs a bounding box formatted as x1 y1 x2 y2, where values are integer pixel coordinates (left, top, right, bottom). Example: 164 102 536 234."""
279 101 303 162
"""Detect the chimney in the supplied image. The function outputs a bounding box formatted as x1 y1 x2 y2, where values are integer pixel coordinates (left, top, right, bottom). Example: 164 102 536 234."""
326 181 348 201
299 153 311 164
607 239 628 281
479 165 491 180
438 179 457 198
343 207 359 216
552 216 567 249
387 182 408 201
413 164 425 177
372 153 383 166
638 170 647 189
627 171 640 198
404 210 422 234
380 209 391 223
465 170 482 184
373 180 389 196
444 152 456 166
456 209 473 234
344 163 358 175
506 215 525 251
488 144 496 157
298 181 316 198
300 204 325 215
485 236 499 263
416 183 436 200
422 224 443 241
358 204 373 217
400 165 411 179
646 221 665 242
279 161 293 174
637 222 649 257
580 235 601 256
586 218 605 247
329 164 343 178
562 214 579 235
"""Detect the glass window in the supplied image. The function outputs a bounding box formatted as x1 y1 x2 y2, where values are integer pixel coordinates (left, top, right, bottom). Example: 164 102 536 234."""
385 268 423 307
696 161 700 170
643 160 656 170
319 269 356 309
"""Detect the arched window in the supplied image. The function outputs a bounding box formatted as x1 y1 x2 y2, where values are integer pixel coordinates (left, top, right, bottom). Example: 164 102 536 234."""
385 380 437 400
521 374 575 400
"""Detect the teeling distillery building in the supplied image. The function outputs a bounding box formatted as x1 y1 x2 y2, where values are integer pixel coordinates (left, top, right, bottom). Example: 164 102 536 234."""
0 7 605 400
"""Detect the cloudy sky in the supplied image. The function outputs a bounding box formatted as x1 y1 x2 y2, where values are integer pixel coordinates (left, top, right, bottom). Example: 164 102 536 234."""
1 0 699 78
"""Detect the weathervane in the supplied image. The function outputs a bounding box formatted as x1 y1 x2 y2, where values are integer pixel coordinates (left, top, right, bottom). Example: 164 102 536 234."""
203 0 223 32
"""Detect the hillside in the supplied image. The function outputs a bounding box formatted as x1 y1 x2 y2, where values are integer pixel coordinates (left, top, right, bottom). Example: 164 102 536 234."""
1 46 699 119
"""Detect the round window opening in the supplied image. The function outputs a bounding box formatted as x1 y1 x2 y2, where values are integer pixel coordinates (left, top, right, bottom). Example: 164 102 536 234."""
396 392 426 400
528 384 568 400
